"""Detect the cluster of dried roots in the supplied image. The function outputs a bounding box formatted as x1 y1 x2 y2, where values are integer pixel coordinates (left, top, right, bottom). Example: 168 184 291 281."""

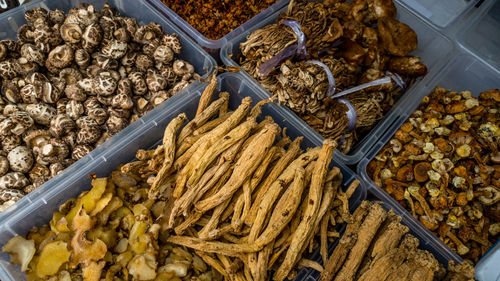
143 75 360 281
240 0 428 153
319 201 475 281
3 75 360 281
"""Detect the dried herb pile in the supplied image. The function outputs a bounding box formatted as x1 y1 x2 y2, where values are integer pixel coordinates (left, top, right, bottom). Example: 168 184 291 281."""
161 0 279 40
3 77 360 281
239 0 427 153
368 87 500 263
319 201 475 281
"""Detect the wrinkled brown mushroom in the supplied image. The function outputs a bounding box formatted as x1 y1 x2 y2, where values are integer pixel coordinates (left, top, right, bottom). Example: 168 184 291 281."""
47 44 74 69
377 17 417 56
389 56 427 77
60 23 82 44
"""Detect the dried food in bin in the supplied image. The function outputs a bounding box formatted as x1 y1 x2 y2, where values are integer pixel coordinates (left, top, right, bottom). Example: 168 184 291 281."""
368 87 500 264
0 3 201 212
2 77 362 281
160 0 280 40
319 200 475 281
238 0 427 154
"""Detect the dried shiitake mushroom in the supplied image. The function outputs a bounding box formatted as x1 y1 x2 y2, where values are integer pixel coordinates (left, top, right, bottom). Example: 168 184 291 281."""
0 3 200 212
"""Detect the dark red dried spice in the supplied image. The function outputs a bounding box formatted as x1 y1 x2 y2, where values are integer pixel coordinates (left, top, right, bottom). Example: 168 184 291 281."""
161 0 278 40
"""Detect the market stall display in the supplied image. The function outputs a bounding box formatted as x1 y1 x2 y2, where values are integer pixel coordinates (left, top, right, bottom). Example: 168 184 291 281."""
0 0 499 280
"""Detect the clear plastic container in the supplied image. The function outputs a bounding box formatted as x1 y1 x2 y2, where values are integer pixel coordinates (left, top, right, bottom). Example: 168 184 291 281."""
0 0 216 220
0 72 367 281
358 53 500 269
397 0 480 29
475 240 500 281
220 0 454 165
456 0 500 73
145 0 289 61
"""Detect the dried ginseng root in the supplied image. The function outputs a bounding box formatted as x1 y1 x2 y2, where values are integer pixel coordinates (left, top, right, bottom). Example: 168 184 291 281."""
368 87 500 264
319 200 475 281
239 0 427 154
2 78 360 281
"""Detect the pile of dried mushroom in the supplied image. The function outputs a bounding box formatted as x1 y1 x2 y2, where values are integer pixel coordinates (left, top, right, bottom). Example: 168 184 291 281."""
368 87 500 263
239 0 427 153
2 77 361 281
160 0 280 40
319 201 475 281
0 3 200 212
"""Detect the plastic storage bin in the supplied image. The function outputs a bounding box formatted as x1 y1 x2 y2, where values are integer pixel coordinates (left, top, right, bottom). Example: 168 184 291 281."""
145 0 289 61
0 72 367 281
0 0 216 220
456 0 500 73
397 0 480 29
220 0 454 165
475 240 500 281
357 53 500 272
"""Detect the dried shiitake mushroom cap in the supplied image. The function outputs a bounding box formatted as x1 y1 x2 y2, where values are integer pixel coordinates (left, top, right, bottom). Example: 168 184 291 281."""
82 23 103 52
60 23 82 44
2 81 21 104
0 156 9 176
102 40 128 59
93 74 117 96
0 60 18 80
153 45 173 64
377 17 417 56
59 68 83 85
17 24 35 44
0 42 7 61
7 146 33 174
20 44 44 65
72 144 92 160
162 33 181 54
25 7 48 25
75 48 90 68
47 44 74 69
173 60 194 75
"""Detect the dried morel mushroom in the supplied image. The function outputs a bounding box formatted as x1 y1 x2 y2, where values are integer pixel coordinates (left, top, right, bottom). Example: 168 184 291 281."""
368 87 500 264
160 0 280 40
239 0 427 153
3 79 358 281
0 3 201 212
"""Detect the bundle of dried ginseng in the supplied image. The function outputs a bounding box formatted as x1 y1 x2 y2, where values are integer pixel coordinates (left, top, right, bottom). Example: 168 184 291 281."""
3 76 359 281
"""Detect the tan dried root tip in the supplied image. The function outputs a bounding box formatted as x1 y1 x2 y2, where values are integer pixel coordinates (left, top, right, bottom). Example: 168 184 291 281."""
250 98 273 118
196 73 218 117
